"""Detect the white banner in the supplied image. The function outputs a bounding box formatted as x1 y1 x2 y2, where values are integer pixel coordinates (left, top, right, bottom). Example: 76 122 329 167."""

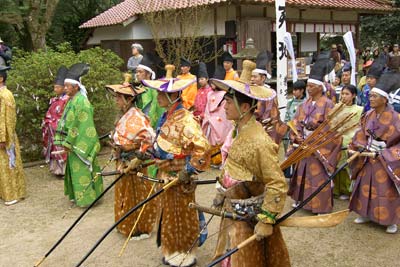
275 0 288 121
343 31 356 86
284 32 297 83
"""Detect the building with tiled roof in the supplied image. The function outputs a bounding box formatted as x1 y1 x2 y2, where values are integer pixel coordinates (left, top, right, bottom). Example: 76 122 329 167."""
80 0 394 72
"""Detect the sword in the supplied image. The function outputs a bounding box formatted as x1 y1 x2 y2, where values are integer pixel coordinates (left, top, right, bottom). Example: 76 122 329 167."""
206 149 363 267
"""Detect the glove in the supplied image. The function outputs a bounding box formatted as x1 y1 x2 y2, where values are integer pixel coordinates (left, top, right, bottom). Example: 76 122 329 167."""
178 169 192 184
254 221 273 241
122 158 143 174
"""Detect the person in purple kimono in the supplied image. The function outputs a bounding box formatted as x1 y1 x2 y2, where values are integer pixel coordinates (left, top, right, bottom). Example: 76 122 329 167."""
288 56 342 214
42 66 69 176
349 73 400 234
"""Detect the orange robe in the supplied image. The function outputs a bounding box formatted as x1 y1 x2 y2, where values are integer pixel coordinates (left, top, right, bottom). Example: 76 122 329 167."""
177 73 197 109
224 69 239 81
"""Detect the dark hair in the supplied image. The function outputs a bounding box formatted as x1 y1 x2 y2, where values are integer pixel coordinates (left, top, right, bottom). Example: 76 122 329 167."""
341 84 358 104
226 88 257 112
0 72 7 83
293 80 306 90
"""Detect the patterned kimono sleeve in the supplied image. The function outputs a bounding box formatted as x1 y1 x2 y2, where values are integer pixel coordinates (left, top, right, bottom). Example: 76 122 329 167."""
258 142 287 216
348 114 369 179
0 98 6 143
182 121 211 172
136 127 155 153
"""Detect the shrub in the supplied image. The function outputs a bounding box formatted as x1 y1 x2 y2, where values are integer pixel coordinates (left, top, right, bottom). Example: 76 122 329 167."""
7 43 123 162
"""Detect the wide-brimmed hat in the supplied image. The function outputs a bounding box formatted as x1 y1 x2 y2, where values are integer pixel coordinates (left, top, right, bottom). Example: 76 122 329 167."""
142 64 196 93
106 73 145 97
210 60 275 101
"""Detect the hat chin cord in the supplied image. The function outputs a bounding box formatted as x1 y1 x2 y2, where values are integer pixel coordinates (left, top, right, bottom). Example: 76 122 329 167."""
166 91 181 107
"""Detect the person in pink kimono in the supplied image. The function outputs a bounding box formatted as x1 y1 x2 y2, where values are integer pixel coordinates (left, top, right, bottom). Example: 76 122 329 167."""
202 66 233 166
42 66 69 176
193 62 212 123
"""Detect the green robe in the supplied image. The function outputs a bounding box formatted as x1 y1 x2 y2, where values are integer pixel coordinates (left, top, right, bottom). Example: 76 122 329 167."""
136 86 164 129
136 86 164 177
55 91 103 207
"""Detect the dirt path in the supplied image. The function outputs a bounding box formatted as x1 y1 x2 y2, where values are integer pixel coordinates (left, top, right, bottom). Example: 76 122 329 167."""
0 154 398 267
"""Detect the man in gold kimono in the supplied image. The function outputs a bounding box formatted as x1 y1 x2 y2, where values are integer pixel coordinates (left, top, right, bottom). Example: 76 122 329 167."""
210 60 290 267
143 65 210 267
0 66 26 205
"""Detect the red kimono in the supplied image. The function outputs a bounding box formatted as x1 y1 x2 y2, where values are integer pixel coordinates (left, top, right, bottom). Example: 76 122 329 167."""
42 94 69 175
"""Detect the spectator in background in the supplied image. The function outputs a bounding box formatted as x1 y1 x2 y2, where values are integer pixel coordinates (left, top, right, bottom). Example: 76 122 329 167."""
337 44 346 61
372 47 380 60
330 44 341 63
127 43 144 75
362 47 372 62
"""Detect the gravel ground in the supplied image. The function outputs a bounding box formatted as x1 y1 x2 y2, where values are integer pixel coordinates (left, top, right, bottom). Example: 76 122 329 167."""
0 153 399 267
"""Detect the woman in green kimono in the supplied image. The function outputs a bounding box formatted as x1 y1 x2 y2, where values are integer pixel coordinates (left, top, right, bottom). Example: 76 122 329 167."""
54 63 103 207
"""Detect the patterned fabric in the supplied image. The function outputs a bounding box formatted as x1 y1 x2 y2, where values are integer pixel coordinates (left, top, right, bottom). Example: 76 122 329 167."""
325 82 337 103
0 86 26 202
288 96 342 213
42 94 69 175
154 103 210 261
113 107 155 151
55 91 103 207
113 107 158 236
193 84 212 121
136 86 164 128
202 90 233 147
224 69 239 81
284 97 305 123
213 116 290 267
349 105 400 225
255 96 288 145
177 73 197 109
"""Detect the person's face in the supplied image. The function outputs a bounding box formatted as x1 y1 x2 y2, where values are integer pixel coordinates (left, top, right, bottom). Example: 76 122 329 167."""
384 47 389 53
135 67 149 82
64 82 79 97
198 77 208 87
0 75 4 84
180 66 190 75
114 93 127 111
223 61 233 71
224 96 248 120
369 92 387 109
293 88 304 99
366 76 377 88
394 46 399 52
306 82 322 98
341 71 351 85
157 91 179 108
250 73 265 86
132 47 139 56
340 88 355 106
333 77 341 86
53 85 64 96
374 49 379 56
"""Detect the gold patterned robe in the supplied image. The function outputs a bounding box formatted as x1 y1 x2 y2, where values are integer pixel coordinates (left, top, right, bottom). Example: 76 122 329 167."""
215 117 290 267
0 86 26 202
155 105 210 266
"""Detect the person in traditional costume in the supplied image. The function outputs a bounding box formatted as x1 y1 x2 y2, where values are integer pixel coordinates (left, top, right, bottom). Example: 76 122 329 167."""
105 82 158 240
193 62 212 123
284 80 306 124
142 65 210 267
221 52 239 81
202 66 233 167
42 66 69 176
349 72 400 234
177 58 198 110
287 56 342 214
210 60 290 267
54 63 103 207
0 66 26 206
251 51 287 145
133 54 165 128
359 60 384 113
333 85 363 200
